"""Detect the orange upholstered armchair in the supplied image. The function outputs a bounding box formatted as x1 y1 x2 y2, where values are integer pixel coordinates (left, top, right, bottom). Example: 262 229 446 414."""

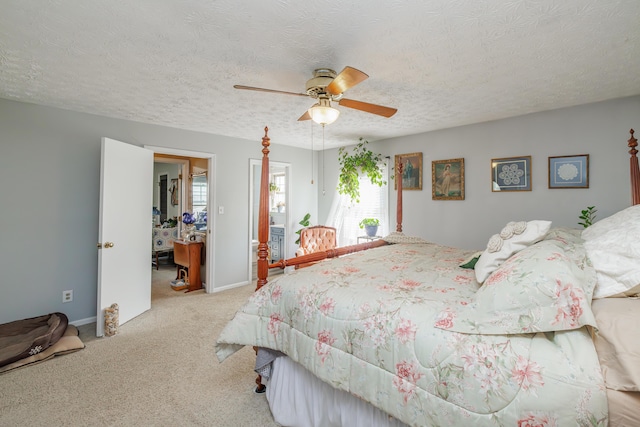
295 225 337 268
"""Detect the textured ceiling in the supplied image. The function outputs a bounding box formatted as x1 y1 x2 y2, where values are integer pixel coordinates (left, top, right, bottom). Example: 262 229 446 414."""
1 0 639 150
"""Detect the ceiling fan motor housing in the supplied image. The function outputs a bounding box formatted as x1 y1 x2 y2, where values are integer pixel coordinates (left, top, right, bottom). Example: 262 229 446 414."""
305 69 343 100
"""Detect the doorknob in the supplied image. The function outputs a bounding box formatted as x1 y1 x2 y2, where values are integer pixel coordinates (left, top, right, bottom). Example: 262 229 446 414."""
97 242 115 249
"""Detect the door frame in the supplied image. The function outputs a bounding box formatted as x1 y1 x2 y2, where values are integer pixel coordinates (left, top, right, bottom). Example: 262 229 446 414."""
248 159 291 284
146 145 216 293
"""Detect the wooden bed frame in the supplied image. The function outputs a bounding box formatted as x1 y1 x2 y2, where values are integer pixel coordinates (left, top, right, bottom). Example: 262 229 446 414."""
252 126 640 392
629 129 640 205
254 127 405 292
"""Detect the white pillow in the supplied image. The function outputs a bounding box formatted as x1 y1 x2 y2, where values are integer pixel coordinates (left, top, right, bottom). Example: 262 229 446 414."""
582 205 640 299
475 220 552 283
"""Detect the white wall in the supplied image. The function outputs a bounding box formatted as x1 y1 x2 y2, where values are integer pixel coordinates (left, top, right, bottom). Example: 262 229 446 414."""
319 96 640 249
0 98 316 325
2 95 638 325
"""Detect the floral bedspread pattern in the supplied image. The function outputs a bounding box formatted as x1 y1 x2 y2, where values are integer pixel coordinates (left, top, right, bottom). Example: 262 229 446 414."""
216 230 607 427
436 228 599 335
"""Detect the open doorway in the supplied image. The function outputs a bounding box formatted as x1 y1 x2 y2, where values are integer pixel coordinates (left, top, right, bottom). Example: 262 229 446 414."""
248 159 291 283
96 139 215 336
147 145 216 299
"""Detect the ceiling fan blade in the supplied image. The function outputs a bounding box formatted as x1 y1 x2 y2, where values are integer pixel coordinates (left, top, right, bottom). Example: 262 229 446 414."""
326 66 368 95
233 85 308 97
339 98 397 118
297 110 311 121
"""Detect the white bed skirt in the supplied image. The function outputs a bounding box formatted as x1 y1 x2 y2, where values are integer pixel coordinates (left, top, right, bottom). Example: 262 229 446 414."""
265 356 409 427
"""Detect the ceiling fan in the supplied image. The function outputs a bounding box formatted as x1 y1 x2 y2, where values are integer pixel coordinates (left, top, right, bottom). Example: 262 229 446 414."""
234 66 397 125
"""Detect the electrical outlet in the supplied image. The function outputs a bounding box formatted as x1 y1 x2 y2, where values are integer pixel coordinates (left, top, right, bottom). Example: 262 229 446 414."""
63 290 73 303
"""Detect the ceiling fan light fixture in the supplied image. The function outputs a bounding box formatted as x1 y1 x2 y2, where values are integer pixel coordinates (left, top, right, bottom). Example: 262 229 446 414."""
308 99 340 125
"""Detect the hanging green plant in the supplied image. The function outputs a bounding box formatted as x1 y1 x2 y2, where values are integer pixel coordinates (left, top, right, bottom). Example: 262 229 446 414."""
338 138 386 203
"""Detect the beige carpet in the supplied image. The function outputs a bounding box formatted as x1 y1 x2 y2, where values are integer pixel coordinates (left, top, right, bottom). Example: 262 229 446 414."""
0 265 279 427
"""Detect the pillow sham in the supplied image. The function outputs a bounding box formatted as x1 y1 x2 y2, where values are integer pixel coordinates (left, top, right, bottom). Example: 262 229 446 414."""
591 298 640 391
435 231 598 335
474 220 552 283
582 205 640 299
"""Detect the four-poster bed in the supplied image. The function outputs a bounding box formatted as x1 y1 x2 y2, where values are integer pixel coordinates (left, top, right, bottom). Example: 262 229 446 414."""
254 127 401 290
217 128 640 427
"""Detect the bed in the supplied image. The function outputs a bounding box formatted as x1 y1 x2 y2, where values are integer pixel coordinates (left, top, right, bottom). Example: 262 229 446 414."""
216 128 640 426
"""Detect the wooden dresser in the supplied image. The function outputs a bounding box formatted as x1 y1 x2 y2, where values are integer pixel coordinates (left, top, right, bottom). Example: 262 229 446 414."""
173 240 204 292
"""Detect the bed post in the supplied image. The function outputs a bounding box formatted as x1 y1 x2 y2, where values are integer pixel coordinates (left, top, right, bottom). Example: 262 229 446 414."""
254 127 271 393
256 126 271 291
251 127 406 391
395 160 404 232
629 129 640 206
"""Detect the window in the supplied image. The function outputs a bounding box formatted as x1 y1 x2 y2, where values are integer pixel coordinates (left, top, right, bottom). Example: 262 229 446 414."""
192 174 207 227
326 163 389 246
272 173 286 212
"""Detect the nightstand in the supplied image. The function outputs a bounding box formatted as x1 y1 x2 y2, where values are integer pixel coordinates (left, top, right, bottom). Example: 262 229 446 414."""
173 240 204 292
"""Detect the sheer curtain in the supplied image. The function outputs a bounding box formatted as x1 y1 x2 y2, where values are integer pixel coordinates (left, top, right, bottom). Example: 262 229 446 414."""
326 163 389 246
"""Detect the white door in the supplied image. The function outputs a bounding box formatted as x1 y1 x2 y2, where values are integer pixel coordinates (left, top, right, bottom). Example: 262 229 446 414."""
97 138 153 336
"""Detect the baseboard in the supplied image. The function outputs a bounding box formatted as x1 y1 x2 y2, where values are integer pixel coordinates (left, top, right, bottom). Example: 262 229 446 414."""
70 316 97 327
213 268 288 293
212 280 251 293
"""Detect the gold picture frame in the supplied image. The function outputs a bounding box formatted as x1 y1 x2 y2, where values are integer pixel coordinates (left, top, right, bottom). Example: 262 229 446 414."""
394 152 422 190
432 158 465 200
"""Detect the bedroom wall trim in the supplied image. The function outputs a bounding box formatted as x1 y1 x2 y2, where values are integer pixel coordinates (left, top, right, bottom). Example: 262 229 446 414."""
69 316 97 327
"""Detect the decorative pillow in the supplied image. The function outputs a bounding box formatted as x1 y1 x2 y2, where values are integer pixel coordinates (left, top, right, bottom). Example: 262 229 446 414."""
544 226 584 244
459 251 482 269
435 232 598 335
474 220 552 283
582 205 640 299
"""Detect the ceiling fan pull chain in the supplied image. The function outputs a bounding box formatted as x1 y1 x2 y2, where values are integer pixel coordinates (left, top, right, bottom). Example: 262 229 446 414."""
322 124 326 196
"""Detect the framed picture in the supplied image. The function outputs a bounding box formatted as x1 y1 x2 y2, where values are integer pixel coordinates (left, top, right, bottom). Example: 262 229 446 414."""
170 178 179 205
548 154 589 189
432 158 465 200
491 156 532 192
394 152 422 190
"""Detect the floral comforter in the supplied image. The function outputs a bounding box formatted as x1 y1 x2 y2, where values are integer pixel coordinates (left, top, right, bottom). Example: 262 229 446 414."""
216 229 607 426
